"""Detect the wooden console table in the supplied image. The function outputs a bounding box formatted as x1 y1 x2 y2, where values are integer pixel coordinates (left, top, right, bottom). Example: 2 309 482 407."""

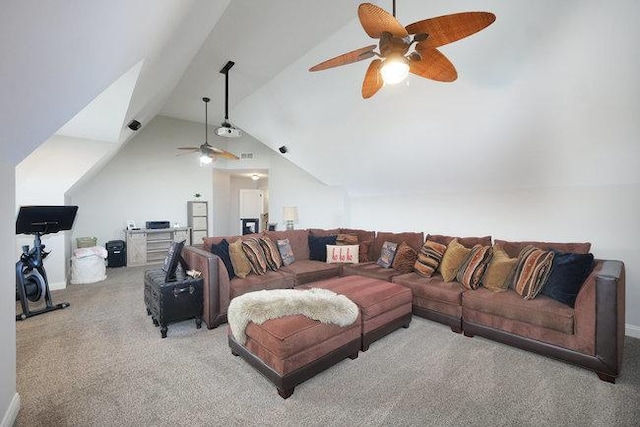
125 227 191 267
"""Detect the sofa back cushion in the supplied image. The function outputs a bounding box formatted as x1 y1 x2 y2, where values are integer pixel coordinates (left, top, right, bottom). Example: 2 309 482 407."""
373 231 424 261
308 228 340 237
495 239 591 259
263 229 310 261
427 234 492 248
340 228 376 244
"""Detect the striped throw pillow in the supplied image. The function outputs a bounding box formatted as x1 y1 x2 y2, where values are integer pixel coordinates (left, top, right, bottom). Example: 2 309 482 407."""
241 238 268 275
414 240 447 277
511 245 555 299
259 237 283 271
456 245 493 289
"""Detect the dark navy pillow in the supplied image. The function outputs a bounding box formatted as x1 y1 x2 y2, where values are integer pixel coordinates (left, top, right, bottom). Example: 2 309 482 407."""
211 239 235 280
540 251 594 307
308 235 337 261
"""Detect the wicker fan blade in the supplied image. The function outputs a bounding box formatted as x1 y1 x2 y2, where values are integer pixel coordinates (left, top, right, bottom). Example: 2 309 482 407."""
407 12 495 49
309 45 377 72
175 148 199 156
409 49 457 82
209 147 240 160
358 3 408 38
362 59 383 99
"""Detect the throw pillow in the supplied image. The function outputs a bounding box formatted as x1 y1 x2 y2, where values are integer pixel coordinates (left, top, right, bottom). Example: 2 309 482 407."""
259 236 283 271
482 247 517 292
359 239 373 263
376 241 398 268
511 245 555 300
326 244 359 264
414 240 447 277
440 239 472 282
229 239 251 279
392 242 418 274
210 239 235 280
241 237 268 275
336 233 359 246
308 235 337 261
540 251 594 307
277 238 295 266
456 245 493 290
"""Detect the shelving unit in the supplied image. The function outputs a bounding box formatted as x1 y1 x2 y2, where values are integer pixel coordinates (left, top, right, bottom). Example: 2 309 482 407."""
125 227 191 267
187 201 208 245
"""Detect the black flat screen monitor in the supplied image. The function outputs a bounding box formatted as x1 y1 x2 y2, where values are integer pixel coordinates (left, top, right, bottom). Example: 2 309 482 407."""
16 206 78 235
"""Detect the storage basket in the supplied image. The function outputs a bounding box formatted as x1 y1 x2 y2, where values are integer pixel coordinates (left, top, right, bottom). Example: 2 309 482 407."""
76 237 98 248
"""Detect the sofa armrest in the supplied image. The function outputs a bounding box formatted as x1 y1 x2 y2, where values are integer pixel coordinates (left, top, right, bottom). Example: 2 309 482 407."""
573 259 625 380
182 245 227 329
595 260 625 378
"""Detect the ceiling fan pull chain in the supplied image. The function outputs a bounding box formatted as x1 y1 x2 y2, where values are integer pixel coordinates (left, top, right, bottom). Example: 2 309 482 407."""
392 0 396 18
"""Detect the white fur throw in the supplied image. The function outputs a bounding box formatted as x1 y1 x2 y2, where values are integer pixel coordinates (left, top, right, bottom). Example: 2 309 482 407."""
228 288 359 345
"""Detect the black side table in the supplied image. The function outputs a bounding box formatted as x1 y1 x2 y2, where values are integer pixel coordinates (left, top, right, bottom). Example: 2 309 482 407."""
144 269 204 338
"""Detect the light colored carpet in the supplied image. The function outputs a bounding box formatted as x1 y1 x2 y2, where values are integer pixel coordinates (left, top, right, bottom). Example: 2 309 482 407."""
16 266 640 426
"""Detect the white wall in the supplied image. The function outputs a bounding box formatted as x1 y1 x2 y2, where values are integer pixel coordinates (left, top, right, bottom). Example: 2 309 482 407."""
67 116 216 246
0 160 19 426
350 183 640 334
69 115 349 245
15 136 115 289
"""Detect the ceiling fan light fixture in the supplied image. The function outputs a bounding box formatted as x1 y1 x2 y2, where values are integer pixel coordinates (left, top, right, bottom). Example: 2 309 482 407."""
380 56 409 85
251 174 259 181
200 153 213 165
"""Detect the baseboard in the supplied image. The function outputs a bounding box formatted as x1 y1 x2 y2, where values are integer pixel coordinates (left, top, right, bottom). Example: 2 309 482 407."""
626 324 640 339
1 393 20 427
49 280 67 291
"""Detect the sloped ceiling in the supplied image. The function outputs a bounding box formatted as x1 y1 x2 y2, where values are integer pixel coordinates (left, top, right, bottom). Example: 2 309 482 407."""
0 0 229 164
227 0 640 196
3 0 639 197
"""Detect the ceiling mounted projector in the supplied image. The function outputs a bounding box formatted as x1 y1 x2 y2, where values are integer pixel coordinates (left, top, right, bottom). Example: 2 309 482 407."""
217 61 242 138
216 123 242 138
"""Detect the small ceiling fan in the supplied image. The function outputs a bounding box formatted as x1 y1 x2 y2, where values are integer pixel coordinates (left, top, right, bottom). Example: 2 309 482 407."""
309 1 496 98
177 97 239 163
216 60 242 138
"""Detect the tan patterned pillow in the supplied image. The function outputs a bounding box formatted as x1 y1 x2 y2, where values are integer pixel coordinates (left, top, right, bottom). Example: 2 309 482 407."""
336 233 359 245
229 239 251 279
259 236 283 271
392 242 418 274
440 239 472 282
241 238 268 275
456 245 492 289
482 247 517 292
414 240 447 277
511 245 555 299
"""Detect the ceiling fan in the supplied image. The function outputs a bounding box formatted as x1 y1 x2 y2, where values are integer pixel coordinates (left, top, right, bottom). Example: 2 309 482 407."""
176 97 239 164
309 1 496 98
216 60 242 138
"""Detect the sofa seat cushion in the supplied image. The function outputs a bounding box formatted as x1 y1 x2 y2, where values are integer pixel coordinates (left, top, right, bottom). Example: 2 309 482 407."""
229 270 295 299
463 287 574 334
244 313 361 375
392 272 465 306
342 262 403 281
281 259 341 286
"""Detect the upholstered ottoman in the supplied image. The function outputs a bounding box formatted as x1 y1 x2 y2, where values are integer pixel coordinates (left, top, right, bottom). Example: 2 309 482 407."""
308 275 413 350
228 313 361 399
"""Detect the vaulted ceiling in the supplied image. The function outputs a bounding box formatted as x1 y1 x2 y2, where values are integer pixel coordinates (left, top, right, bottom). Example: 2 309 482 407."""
3 0 639 197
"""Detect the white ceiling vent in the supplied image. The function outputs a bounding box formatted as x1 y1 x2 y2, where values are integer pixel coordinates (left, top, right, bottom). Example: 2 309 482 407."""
240 152 254 159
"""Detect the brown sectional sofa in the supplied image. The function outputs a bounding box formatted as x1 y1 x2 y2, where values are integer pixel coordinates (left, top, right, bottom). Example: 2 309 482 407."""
181 228 626 383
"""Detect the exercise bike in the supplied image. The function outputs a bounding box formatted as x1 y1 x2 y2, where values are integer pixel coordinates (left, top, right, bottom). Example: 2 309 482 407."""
15 205 78 321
